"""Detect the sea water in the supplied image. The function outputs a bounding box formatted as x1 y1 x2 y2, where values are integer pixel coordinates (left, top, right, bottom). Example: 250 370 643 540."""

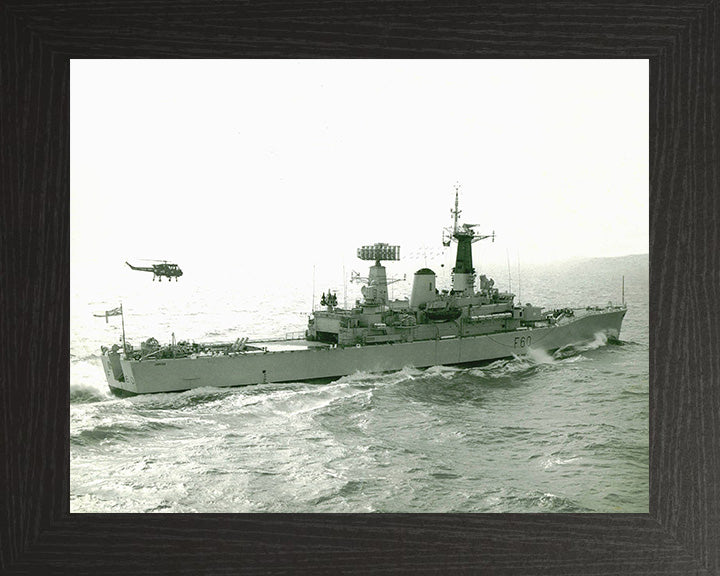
70 255 648 512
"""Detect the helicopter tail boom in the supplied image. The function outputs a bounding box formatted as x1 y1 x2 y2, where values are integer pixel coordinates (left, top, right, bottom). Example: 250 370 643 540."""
125 262 155 272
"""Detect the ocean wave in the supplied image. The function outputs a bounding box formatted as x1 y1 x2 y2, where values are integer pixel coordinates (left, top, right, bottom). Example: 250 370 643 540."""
388 373 491 407
557 355 588 364
467 356 544 380
336 479 369 498
619 386 649 398
526 347 556 365
335 370 382 385
540 455 581 470
329 362 532 390
71 419 182 446
131 386 238 411
553 331 609 359
423 365 463 378
70 384 113 404
71 351 102 363
335 366 426 387
265 384 372 418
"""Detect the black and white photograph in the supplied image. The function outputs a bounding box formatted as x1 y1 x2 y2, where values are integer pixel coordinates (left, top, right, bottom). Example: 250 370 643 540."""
70 59 648 513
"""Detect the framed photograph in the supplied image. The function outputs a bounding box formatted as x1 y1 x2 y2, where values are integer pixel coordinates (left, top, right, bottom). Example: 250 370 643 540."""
70 58 648 515
2 2 718 574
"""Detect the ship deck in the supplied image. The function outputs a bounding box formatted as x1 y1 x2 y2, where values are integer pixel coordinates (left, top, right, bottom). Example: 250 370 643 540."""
246 339 332 352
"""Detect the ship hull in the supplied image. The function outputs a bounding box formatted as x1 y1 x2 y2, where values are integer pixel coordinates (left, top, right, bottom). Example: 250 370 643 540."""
102 308 626 395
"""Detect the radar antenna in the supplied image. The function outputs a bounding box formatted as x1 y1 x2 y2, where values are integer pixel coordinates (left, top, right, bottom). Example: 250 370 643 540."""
442 185 495 246
354 243 401 305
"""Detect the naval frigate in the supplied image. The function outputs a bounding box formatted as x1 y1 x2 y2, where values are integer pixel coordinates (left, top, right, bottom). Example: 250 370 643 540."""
101 191 627 395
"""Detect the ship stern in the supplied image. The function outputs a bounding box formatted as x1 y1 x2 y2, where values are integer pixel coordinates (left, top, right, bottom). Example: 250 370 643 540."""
100 352 139 395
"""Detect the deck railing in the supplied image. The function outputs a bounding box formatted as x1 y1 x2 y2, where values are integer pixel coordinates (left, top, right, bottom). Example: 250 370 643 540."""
284 331 306 340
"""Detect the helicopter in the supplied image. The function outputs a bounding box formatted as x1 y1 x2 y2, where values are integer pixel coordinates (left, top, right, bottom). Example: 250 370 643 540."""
125 260 183 281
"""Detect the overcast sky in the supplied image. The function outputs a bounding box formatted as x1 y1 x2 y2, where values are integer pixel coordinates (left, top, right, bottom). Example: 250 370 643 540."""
71 59 647 285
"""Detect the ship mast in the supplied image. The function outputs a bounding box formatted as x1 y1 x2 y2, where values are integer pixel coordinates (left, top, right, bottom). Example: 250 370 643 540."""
452 186 461 234
443 185 494 295
120 302 127 356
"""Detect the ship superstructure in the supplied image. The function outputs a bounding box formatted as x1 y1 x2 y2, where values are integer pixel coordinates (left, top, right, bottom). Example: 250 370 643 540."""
101 190 627 394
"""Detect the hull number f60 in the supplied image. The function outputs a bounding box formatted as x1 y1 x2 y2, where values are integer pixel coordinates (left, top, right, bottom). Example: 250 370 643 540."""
514 335 531 349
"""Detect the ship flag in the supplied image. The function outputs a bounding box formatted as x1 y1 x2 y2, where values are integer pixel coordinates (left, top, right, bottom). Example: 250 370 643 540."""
94 306 123 324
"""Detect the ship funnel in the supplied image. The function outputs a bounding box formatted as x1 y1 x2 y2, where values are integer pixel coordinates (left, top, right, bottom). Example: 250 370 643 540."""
410 268 437 309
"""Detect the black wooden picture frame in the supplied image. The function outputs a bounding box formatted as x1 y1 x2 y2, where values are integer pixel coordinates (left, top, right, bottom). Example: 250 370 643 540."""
1 1 718 574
